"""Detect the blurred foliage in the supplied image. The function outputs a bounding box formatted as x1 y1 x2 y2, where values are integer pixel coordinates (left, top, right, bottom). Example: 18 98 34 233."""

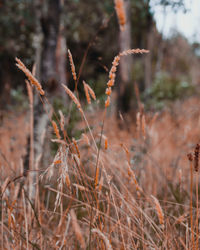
143 71 195 110
0 0 199 110
6 86 29 112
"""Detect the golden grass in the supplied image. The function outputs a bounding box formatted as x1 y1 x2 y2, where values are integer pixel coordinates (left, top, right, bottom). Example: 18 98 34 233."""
0 49 200 249
114 0 126 31
15 58 45 95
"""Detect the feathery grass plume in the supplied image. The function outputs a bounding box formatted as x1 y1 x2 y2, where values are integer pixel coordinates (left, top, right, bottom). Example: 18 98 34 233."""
105 87 112 96
65 174 71 188
83 81 91 104
51 139 67 145
120 143 130 164
73 183 88 191
127 164 141 194
59 110 65 132
105 96 111 108
52 120 61 139
105 137 108 150
105 49 148 107
83 81 96 102
81 133 90 146
119 48 149 56
87 84 96 101
15 57 45 95
68 49 77 82
141 114 146 140
104 55 120 107
72 138 80 159
53 160 62 165
151 195 164 228
194 143 200 171
92 228 113 250
107 55 120 88
70 209 86 249
62 84 83 113
114 0 126 31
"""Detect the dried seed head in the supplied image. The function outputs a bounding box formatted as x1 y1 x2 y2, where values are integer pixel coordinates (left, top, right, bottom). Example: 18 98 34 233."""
106 87 112 96
187 153 193 162
194 143 200 172
85 82 96 101
105 96 110 108
16 57 45 95
119 49 149 57
68 49 77 82
114 0 126 31
59 110 65 132
107 79 114 87
151 195 164 228
70 210 86 249
52 120 61 139
72 138 80 159
83 81 91 104
62 84 82 113
81 133 90 146
105 138 108 150
65 174 71 188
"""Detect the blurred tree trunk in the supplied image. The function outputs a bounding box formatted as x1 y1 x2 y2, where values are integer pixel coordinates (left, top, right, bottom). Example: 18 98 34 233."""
33 0 61 163
117 0 133 114
56 1 68 99
26 0 66 203
40 0 61 91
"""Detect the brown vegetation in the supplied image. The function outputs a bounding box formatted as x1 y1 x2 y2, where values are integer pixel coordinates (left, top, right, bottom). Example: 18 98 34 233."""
0 46 200 249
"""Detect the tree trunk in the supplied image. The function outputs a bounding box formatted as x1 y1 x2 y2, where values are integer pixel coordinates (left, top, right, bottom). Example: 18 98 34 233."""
117 0 132 114
40 0 61 92
56 2 68 99
26 0 63 204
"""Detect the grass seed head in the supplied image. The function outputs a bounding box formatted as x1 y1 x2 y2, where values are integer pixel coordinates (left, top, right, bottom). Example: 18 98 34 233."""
194 143 200 172
68 49 77 82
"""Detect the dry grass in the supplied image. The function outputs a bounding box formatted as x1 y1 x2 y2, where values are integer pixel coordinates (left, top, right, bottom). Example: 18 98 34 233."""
1 50 200 249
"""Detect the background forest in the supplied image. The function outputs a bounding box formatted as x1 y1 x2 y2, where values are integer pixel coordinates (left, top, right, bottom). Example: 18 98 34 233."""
1 0 200 110
1 0 200 249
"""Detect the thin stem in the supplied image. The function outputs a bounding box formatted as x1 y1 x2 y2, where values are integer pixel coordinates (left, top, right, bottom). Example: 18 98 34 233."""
196 172 199 250
190 160 194 249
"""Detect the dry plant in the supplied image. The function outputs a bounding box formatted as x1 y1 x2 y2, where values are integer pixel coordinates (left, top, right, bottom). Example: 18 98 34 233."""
1 48 200 250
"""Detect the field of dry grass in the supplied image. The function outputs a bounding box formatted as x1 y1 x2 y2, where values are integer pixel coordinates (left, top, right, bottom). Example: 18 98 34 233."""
1 52 200 250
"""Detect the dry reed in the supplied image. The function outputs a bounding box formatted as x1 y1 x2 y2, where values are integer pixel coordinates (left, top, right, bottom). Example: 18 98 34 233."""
70 209 86 249
52 120 61 139
15 58 45 95
151 195 164 228
68 49 77 82
83 81 96 104
62 84 83 113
